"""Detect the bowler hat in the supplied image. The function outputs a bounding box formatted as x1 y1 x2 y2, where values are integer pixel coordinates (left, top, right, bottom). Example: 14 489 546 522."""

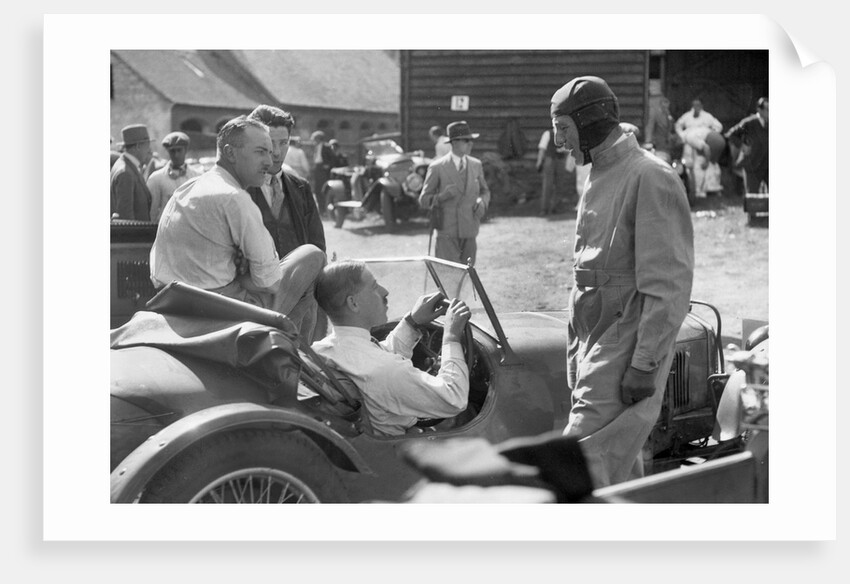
120 124 152 147
446 121 480 142
161 131 190 149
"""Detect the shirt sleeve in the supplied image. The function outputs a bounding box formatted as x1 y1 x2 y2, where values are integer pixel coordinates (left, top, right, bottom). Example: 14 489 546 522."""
373 337 469 419
476 162 491 208
418 165 440 209
373 320 469 418
224 194 282 289
632 165 695 371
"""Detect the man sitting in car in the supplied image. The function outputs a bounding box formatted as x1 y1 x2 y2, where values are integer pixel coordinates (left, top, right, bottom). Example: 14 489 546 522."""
311 260 471 437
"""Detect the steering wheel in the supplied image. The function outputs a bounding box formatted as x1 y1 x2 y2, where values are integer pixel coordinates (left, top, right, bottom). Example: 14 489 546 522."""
413 322 474 376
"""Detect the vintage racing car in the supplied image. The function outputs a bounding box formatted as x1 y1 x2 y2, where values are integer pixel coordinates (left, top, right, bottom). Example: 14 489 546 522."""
323 133 430 230
110 252 746 504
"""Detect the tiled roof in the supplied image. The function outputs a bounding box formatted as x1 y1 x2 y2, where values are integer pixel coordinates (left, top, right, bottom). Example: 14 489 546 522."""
113 49 400 114
112 50 260 109
231 50 399 114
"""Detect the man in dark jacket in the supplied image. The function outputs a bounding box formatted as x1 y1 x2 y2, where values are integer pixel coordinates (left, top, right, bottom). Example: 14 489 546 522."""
246 105 327 342
111 124 154 220
725 97 769 193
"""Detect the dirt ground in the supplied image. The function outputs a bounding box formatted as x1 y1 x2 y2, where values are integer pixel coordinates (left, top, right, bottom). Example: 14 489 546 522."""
321 190 768 344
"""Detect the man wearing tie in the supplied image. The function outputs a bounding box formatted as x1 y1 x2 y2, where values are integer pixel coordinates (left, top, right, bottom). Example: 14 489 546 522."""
147 132 202 223
311 260 471 437
418 121 491 266
246 105 327 342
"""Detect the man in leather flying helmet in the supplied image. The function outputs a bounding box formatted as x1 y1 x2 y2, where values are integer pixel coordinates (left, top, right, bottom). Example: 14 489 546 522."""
551 76 695 487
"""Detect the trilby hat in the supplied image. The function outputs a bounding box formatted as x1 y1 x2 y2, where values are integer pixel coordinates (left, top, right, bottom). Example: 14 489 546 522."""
120 124 152 147
446 121 480 142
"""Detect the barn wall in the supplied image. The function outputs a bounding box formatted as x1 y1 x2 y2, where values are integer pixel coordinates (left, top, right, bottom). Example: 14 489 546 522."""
401 50 649 158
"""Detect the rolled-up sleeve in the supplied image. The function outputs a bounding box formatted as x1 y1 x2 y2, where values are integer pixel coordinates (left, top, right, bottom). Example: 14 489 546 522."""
632 168 694 370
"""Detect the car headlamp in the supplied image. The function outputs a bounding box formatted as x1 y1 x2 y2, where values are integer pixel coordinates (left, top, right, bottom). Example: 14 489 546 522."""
730 350 769 432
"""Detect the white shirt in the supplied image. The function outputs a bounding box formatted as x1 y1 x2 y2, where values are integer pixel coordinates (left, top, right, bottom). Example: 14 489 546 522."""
260 170 285 209
284 148 311 180
538 130 551 150
150 165 281 291
435 136 452 158
146 162 202 223
450 152 466 172
675 109 723 139
311 322 469 437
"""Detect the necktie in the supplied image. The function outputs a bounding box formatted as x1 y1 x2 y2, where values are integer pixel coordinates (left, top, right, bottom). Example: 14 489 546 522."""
458 158 465 173
270 174 284 217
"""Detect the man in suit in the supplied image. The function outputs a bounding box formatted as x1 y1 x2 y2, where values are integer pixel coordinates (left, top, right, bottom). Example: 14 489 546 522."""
246 105 327 342
111 124 154 220
418 121 491 266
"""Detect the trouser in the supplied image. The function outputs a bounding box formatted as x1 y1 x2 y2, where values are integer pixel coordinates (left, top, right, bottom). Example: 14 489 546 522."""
744 167 768 193
212 244 326 342
540 156 568 212
312 167 330 212
435 235 477 266
564 286 675 488
684 144 722 196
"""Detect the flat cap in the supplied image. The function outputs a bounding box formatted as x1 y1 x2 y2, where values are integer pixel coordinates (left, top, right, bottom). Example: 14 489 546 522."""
161 131 190 149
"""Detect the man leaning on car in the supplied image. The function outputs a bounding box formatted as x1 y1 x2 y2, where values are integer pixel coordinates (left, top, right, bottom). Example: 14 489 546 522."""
311 260 471 437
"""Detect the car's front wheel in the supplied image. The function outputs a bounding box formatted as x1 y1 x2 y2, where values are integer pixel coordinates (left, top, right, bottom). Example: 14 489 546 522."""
139 428 349 503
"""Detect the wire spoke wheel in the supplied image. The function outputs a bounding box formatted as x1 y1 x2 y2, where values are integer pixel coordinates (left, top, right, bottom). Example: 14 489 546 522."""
139 429 348 503
190 467 321 504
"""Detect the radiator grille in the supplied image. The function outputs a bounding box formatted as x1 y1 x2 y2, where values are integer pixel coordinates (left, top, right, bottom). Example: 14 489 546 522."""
665 349 690 409
116 260 155 299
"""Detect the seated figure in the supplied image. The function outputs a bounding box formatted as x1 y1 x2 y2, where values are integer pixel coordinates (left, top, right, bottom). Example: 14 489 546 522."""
310 260 471 437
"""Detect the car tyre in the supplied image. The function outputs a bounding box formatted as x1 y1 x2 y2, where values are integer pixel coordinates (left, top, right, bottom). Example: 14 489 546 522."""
380 189 395 228
140 428 349 503
333 206 347 228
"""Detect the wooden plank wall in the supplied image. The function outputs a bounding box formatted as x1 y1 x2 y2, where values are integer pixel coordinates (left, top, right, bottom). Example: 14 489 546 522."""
400 50 649 161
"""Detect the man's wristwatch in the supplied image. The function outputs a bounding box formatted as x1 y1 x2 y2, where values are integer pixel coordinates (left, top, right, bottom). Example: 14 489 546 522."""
403 312 425 333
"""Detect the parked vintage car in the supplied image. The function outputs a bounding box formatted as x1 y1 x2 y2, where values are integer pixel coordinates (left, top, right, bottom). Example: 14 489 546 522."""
323 133 430 229
110 247 743 503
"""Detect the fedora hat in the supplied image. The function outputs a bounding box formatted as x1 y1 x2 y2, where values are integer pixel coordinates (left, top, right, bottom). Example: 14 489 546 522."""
446 121 480 142
120 124 152 147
